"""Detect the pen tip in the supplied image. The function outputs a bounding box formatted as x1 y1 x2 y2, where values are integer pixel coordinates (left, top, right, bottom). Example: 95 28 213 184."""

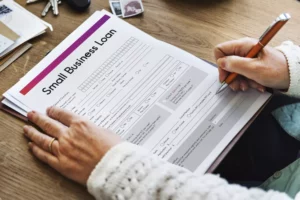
216 82 228 94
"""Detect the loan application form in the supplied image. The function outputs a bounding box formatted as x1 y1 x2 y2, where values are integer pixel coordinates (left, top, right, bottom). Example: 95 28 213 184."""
3 10 271 174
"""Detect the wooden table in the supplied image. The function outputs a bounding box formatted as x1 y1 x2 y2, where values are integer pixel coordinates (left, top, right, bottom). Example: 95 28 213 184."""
1 0 300 199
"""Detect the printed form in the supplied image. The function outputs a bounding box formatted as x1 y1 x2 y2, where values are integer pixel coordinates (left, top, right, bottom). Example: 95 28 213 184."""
3 10 271 173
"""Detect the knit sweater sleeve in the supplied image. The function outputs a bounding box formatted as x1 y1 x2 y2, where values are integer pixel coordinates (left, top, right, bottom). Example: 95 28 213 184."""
87 142 295 200
276 41 300 97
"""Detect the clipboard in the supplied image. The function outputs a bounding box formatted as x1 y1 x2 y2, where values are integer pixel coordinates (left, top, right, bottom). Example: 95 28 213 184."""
0 95 272 173
0 60 273 173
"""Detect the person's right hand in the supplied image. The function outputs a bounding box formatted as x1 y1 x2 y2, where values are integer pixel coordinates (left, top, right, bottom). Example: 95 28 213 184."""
214 37 290 92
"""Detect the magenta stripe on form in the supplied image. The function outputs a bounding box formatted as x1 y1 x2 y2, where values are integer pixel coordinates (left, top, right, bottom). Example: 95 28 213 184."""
20 14 110 95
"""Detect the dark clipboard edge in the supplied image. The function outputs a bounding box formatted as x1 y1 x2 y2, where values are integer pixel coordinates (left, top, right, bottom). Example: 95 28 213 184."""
206 94 272 173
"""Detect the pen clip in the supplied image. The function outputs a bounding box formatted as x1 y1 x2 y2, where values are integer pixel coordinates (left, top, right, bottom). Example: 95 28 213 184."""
259 13 291 41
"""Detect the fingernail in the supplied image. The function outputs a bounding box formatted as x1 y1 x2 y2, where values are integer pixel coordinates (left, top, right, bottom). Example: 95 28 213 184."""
258 88 265 93
230 86 236 92
23 125 29 133
220 76 226 83
241 86 246 92
217 58 226 69
220 58 227 69
28 142 32 148
27 111 35 120
46 107 52 115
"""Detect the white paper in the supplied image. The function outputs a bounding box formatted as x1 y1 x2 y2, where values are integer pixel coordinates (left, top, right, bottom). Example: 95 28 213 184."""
0 42 32 73
0 34 14 53
3 10 271 173
2 98 27 116
0 0 49 57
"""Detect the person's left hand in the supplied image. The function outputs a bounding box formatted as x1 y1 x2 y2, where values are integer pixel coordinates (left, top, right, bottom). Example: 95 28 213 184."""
23 106 122 185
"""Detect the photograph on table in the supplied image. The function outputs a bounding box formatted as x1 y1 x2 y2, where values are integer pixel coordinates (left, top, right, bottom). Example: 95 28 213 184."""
109 0 122 17
120 0 144 18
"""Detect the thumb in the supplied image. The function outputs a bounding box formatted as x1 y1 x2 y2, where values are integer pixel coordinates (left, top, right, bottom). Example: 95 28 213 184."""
217 56 259 81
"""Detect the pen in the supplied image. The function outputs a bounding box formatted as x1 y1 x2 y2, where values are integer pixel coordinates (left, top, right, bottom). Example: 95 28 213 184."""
215 13 291 94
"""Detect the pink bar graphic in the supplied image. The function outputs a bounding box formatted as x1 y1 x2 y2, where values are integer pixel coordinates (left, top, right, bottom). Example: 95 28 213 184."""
20 14 110 95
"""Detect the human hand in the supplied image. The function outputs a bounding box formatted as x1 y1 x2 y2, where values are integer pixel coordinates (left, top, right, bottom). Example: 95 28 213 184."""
23 107 122 185
214 37 290 92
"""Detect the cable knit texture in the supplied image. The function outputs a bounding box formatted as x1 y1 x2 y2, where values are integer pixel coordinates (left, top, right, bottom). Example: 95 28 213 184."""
276 41 300 97
87 142 298 200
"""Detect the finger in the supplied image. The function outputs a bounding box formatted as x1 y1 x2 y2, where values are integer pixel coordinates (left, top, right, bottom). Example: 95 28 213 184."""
24 125 59 155
239 78 249 92
29 142 59 169
214 37 258 61
217 56 260 81
258 86 266 93
247 80 266 92
218 65 228 82
229 79 240 91
47 106 79 127
27 111 67 138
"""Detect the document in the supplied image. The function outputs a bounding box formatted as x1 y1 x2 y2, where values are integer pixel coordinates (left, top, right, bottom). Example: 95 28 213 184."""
0 33 14 53
0 0 52 57
0 21 19 54
2 10 271 174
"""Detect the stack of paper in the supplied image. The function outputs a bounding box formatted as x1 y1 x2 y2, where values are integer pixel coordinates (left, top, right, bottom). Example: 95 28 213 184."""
1 10 271 173
0 21 19 54
0 0 52 71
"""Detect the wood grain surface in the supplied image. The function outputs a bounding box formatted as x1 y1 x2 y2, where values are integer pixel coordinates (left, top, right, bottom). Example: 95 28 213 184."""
1 0 300 199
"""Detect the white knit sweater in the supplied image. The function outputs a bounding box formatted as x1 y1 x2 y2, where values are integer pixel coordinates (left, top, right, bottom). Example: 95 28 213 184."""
87 42 300 200
276 41 300 97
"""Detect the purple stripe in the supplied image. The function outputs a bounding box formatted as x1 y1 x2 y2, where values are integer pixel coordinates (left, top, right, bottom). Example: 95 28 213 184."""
20 14 110 95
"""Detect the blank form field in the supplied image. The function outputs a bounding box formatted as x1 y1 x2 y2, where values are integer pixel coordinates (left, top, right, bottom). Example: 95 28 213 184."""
212 92 243 125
